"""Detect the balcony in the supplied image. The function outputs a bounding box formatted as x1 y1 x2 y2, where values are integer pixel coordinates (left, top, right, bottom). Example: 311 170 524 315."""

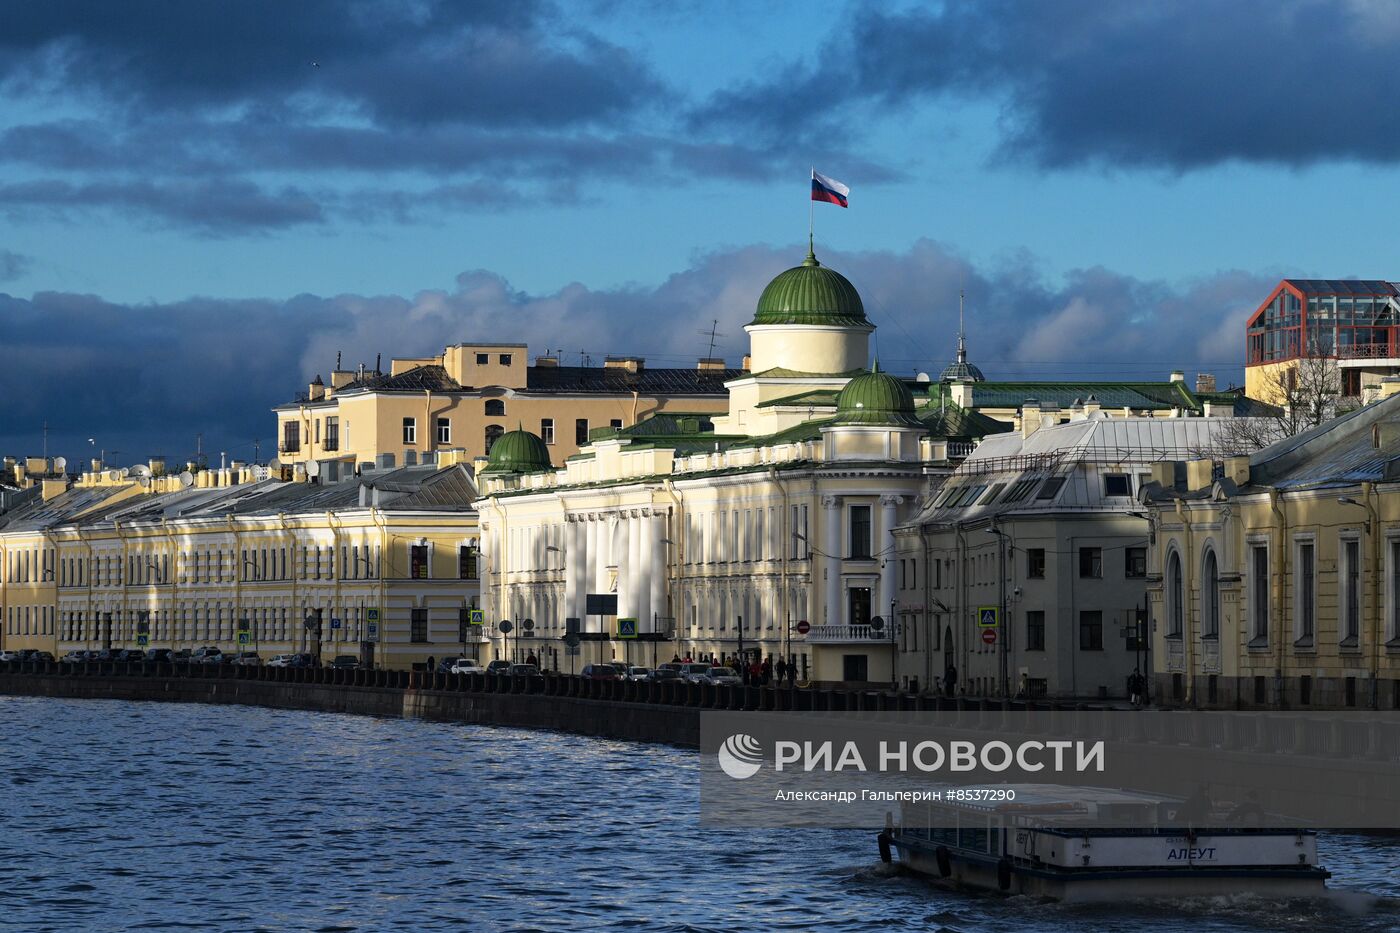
804 624 893 644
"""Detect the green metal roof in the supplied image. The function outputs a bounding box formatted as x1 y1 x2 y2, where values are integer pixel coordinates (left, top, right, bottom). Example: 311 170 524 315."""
481 428 553 474
755 389 841 409
832 361 923 427
918 400 1012 439
751 247 868 327
934 380 1204 413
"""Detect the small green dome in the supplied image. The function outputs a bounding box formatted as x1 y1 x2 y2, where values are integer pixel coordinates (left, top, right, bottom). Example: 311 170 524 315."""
751 245 867 327
482 427 553 475
832 361 922 427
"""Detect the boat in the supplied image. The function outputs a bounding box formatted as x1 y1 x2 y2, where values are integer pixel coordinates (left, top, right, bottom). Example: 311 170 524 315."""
877 785 1329 901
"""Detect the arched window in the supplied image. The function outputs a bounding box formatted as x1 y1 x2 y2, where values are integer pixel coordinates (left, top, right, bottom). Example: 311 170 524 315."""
484 399 505 417
485 424 504 453
1168 550 1184 637
1202 549 1220 638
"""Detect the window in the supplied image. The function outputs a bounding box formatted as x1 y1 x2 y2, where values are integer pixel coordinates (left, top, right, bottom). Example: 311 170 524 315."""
540 418 555 445
476 352 489 365
410 544 429 580
575 418 589 444
402 417 416 444
1078 547 1102 578
848 587 872 627
1079 610 1103 650
1103 474 1131 497
484 400 505 417
1390 540 1400 643
1026 611 1045 650
1167 550 1183 636
281 421 300 453
1202 549 1220 638
1296 541 1315 644
485 424 503 453
610 418 623 429
459 545 478 580
1036 476 1066 500
849 505 872 558
411 608 428 643
1125 547 1146 578
324 416 339 452
1027 548 1045 579
499 353 512 365
1342 538 1361 645
436 417 451 444
1250 544 1270 643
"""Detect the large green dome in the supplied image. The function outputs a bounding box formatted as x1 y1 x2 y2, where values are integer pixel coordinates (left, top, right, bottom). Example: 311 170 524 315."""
832 361 922 427
481 427 553 475
751 246 867 327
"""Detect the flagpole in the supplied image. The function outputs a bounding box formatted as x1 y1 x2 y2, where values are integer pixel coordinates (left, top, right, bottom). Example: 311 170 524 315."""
808 167 814 257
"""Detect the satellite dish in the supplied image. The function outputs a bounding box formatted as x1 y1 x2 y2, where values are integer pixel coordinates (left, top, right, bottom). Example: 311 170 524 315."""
107 470 122 482
269 458 281 471
119 467 130 478
53 456 66 472
178 472 194 488
130 464 150 478
915 372 931 384
138 475 151 488
306 460 321 477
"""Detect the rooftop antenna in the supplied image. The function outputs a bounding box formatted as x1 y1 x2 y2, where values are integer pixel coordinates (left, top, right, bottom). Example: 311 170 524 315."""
196 433 203 459
253 438 260 464
375 353 382 374
956 288 968 367
700 319 725 361
42 420 47 461
336 350 342 371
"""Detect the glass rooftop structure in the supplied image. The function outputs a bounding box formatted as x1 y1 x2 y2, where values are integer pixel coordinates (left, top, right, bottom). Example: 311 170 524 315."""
1246 279 1400 367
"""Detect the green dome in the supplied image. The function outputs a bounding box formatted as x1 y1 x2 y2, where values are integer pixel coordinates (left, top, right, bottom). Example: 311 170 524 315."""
751 245 867 327
481 427 553 475
832 361 922 427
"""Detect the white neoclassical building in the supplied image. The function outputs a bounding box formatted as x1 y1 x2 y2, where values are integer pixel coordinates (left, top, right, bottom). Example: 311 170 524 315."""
475 245 1005 683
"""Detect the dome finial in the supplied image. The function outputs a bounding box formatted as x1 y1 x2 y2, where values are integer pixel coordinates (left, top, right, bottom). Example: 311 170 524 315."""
803 231 819 267
872 355 881 374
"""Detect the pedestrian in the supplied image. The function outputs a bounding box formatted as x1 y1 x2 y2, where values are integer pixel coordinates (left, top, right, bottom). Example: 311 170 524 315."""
526 651 538 668
672 653 682 663
944 663 957 697
761 655 773 685
426 655 435 673
788 654 799 683
1129 668 1144 708
775 657 788 683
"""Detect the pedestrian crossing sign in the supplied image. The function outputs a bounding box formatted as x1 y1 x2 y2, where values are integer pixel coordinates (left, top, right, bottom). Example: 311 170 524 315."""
469 609 485 626
617 618 638 639
238 632 251 645
978 606 999 627
136 634 149 647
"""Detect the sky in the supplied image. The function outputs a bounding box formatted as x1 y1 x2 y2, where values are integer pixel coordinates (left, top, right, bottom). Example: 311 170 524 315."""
3 0 1400 465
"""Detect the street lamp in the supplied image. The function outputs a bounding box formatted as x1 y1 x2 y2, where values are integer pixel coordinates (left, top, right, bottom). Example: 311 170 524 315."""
984 525 1009 699
889 596 898 690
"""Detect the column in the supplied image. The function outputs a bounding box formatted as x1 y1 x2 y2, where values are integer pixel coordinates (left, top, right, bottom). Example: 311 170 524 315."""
565 516 585 622
648 509 667 634
591 514 608 600
620 511 640 620
880 495 903 617
822 495 841 625
635 509 653 628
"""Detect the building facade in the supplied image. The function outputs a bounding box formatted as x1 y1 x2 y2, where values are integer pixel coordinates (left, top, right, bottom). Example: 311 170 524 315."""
1144 386 1400 709
0 461 483 668
273 343 742 472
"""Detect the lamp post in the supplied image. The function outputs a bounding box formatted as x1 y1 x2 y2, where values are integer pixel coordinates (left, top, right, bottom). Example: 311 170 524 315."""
889 596 898 690
984 525 1008 698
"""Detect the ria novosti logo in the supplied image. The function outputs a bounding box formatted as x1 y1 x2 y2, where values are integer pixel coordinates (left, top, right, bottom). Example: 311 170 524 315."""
717 733 763 779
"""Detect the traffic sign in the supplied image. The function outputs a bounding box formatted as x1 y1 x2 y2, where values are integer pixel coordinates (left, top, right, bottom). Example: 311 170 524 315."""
499 619 514 634
136 634 149 647
366 608 381 624
981 628 997 646
469 609 485 626
563 632 581 648
869 615 884 633
978 606 999 627
617 617 638 639
566 643 580 656
237 617 250 633
366 621 380 642
522 618 535 632
238 631 252 646
795 619 811 635
330 618 342 630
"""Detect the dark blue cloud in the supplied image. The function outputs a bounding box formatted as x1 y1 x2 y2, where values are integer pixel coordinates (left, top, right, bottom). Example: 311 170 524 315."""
0 249 28 281
694 0 1400 171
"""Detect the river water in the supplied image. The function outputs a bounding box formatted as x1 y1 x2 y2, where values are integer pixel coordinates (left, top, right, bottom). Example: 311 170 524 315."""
0 697 1397 932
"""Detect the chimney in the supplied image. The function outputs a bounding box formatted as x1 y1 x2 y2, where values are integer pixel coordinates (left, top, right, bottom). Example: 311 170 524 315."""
1082 394 1101 416
697 358 726 371
604 356 643 373
1021 400 1042 438
25 456 47 475
41 477 67 501
1169 370 1186 383
308 375 325 401
1224 455 1250 485
1185 458 1213 491
1150 461 1177 489
90 458 103 473
741 354 751 370
148 456 166 478
331 369 356 389
1373 423 1400 450
1380 376 1400 400
1195 373 1217 393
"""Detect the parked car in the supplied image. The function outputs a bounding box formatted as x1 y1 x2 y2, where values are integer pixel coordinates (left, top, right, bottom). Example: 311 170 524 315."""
93 649 120 662
679 663 712 683
485 659 513 676
191 647 223 665
699 666 742 686
328 655 360 670
289 653 315 668
449 659 484 674
145 648 173 663
646 667 683 683
0 650 21 662
436 657 461 673
624 666 652 682
266 654 297 668
15 649 37 661
509 664 540 677
170 649 193 664
580 663 620 681
230 652 262 667
60 650 87 664
115 649 145 663
30 651 54 663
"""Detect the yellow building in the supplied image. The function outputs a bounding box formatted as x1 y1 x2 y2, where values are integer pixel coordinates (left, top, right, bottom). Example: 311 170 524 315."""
476 246 1006 683
273 342 741 472
0 459 484 669
1144 385 1400 709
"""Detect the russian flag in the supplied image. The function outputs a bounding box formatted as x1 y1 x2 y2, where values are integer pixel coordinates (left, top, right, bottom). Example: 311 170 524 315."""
811 170 849 207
